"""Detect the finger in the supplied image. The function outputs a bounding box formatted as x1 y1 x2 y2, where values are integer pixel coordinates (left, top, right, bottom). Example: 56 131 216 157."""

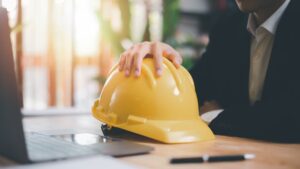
133 45 150 77
118 52 127 71
175 51 183 65
133 52 144 77
163 50 180 68
124 47 137 76
170 53 182 68
151 42 163 76
120 45 134 72
163 44 182 68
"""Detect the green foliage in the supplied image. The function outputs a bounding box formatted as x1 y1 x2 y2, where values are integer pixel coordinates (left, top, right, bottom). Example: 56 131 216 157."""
95 0 131 57
163 0 179 41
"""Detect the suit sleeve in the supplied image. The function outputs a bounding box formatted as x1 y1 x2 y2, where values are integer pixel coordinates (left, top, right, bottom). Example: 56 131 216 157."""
209 98 300 142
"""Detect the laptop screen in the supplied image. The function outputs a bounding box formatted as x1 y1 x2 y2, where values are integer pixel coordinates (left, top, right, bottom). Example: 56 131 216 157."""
0 7 29 163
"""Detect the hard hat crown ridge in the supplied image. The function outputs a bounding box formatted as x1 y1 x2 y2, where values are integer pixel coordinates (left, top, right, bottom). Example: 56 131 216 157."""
92 58 215 143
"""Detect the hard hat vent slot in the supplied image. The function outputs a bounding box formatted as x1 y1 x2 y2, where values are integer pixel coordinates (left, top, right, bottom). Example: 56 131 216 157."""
163 58 183 91
141 64 157 89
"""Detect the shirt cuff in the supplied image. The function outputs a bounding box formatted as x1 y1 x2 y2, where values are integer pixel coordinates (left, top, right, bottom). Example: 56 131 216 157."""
201 109 224 124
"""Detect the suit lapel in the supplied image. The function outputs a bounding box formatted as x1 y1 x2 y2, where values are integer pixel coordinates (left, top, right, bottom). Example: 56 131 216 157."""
261 0 296 100
234 15 251 105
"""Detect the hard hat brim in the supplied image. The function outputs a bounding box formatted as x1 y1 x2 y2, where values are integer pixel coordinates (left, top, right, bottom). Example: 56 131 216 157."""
92 101 215 144
117 119 215 143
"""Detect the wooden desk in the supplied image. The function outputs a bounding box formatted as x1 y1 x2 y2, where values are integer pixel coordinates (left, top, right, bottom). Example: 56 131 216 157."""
1 115 299 169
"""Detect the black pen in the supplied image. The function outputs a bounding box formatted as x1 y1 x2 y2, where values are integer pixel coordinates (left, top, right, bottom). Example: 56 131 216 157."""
170 154 255 164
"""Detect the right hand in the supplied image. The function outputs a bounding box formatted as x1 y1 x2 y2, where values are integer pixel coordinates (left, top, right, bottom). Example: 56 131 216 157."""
118 41 183 77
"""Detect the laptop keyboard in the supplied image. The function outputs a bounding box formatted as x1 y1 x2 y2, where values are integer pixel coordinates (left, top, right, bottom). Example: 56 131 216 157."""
26 133 101 161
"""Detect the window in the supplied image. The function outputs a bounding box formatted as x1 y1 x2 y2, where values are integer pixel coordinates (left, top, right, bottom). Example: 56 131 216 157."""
4 0 206 113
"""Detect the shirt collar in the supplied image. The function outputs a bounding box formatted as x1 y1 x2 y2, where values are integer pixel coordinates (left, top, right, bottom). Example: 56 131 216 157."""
247 0 291 36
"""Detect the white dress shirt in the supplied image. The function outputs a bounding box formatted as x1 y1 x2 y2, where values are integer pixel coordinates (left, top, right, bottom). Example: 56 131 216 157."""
201 0 291 123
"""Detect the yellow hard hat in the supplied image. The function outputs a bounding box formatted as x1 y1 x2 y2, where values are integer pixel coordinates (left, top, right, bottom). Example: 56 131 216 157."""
92 58 215 143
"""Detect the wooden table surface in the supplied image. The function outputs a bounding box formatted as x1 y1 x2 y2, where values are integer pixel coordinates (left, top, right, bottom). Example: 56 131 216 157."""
1 114 299 169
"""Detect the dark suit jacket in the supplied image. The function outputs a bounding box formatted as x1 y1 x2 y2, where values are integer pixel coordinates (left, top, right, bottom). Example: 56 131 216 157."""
190 0 300 142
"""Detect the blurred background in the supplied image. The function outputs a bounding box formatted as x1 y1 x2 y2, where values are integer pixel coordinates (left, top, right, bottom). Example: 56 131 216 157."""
1 0 237 114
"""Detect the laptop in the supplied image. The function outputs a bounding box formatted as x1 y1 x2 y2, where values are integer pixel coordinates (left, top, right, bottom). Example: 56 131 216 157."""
0 7 153 164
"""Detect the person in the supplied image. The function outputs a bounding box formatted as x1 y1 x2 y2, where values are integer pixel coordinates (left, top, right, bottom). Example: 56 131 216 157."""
118 0 300 142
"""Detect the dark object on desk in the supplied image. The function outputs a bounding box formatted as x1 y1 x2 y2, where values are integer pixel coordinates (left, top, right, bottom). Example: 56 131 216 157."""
190 0 300 142
0 7 153 164
101 124 131 136
170 154 255 164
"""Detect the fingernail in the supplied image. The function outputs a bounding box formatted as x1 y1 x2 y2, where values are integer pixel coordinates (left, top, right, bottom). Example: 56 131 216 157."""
125 70 130 76
175 59 181 67
172 60 179 68
157 69 162 76
134 70 140 77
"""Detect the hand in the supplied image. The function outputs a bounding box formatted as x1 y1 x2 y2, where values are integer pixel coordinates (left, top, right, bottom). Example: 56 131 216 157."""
200 101 221 115
118 41 182 77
